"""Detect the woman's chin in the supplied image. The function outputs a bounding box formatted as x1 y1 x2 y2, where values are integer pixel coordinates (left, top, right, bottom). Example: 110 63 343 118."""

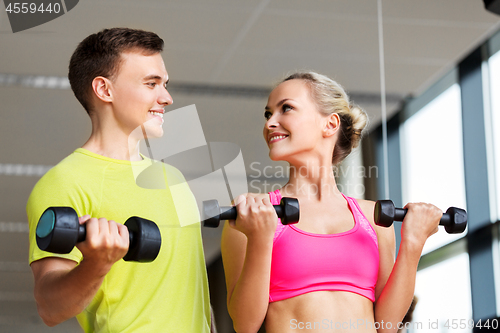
269 151 287 162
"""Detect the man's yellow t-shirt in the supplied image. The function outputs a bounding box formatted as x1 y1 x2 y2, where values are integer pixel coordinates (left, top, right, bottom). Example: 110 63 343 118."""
27 148 211 332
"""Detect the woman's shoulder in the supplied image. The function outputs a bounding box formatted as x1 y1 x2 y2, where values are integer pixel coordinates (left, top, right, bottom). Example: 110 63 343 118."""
354 199 376 224
355 198 395 245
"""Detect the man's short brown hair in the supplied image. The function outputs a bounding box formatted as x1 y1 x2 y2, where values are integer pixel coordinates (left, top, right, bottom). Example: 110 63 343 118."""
68 28 164 114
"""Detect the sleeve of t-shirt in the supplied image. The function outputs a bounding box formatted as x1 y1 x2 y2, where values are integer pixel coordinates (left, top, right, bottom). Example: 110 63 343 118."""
27 166 87 265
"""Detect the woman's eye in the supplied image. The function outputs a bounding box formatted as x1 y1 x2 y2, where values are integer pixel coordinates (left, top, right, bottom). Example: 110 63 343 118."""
282 104 293 112
264 111 272 120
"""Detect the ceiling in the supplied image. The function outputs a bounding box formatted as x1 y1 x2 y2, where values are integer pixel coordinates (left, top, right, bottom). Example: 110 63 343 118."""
0 2 499 328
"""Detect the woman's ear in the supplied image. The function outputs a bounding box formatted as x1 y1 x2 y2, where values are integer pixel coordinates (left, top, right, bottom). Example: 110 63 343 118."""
92 76 113 103
323 113 341 138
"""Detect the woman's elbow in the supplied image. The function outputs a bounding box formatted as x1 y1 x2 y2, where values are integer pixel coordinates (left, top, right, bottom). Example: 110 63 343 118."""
233 321 263 333
229 308 264 333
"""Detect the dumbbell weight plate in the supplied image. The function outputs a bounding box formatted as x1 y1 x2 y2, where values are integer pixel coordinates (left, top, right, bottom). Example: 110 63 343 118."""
280 197 300 225
37 209 55 238
123 217 162 262
444 207 467 234
202 200 222 228
36 207 80 254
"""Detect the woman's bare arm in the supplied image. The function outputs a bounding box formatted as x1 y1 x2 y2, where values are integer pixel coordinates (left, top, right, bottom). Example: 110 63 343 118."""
360 200 441 332
221 194 277 333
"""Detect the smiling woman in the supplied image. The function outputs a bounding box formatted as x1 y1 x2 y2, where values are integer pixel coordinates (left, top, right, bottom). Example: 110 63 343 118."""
221 71 444 333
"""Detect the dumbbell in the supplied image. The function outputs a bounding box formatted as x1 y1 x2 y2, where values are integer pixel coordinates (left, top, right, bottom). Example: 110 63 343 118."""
202 197 300 228
36 207 162 262
374 200 467 234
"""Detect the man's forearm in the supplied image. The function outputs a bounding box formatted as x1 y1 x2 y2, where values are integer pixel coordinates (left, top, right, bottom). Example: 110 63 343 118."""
34 259 107 326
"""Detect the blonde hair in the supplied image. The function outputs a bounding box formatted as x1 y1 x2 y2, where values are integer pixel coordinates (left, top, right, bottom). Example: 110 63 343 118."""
280 71 368 165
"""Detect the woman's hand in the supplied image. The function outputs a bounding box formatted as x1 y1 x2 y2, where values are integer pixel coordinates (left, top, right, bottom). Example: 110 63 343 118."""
228 194 278 241
401 202 442 250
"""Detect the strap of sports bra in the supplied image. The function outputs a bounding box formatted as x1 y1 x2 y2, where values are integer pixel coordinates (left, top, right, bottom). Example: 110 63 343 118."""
343 195 378 247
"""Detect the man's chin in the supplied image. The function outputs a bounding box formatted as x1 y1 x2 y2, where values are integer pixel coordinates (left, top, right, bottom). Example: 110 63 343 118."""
143 125 164 139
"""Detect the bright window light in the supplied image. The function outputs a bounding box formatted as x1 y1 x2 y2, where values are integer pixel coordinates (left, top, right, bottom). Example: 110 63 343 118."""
412 253 472 333
401 84 467 254
488 50 500 220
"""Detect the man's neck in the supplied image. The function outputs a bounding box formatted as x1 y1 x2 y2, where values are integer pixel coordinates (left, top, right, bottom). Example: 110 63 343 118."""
82 113 142 161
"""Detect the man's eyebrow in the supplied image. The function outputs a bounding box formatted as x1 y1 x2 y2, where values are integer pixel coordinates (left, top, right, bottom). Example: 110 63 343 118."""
143 74 164 81
265 98 290 110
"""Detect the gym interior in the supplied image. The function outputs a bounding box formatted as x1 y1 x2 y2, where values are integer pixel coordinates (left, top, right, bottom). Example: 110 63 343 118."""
1 1 500 332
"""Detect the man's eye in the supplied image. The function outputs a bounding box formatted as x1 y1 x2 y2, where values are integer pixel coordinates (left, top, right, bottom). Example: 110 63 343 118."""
147 82 156 87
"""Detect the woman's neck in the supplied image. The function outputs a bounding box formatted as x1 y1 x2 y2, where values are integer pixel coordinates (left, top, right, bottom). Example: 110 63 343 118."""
281 159 340 200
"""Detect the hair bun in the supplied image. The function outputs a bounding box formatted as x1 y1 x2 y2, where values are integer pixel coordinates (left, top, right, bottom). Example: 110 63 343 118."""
348 104 368 148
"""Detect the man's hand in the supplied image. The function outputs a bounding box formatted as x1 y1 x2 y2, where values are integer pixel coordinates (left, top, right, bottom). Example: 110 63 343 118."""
76 216 129 276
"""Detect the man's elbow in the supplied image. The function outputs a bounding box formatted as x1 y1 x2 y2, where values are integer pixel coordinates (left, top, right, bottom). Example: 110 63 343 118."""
36 304 62 327
34 292 67 327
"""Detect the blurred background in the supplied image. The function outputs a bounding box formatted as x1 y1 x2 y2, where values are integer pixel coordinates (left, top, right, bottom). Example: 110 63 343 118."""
1 0 500 332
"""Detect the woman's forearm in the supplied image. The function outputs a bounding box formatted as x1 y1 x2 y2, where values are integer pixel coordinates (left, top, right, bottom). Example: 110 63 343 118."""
374 241 423 333
228 236 273 333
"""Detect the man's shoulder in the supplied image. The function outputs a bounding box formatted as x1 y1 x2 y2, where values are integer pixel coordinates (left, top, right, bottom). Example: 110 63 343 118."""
30 150 107 198
39 150 94 182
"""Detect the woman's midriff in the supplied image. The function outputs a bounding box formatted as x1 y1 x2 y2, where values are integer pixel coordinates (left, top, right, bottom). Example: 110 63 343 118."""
265 291 377 333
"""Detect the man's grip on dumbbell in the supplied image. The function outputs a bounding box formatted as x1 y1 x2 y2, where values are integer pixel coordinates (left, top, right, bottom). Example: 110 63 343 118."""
374 200 467 234
36 207 162 262
202 197 300 228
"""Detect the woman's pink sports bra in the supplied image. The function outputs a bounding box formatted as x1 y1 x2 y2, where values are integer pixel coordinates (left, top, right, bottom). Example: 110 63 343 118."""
268 189 379 303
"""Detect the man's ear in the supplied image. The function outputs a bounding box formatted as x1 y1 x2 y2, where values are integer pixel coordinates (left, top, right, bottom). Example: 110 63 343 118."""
324 113 341 137
92 76 113 103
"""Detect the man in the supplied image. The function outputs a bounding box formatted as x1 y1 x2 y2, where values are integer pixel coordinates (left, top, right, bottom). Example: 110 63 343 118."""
27 28 211 332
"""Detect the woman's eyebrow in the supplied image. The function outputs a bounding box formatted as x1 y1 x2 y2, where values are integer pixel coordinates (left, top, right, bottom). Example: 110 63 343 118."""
265 98 291 110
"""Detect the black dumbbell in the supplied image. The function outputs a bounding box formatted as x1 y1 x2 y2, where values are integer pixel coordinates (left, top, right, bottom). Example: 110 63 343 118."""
36 207 162 262
202 197 300 228
374 200 467 234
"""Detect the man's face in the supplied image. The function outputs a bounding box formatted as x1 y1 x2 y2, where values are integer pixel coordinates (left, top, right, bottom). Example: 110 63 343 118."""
109 51 172 138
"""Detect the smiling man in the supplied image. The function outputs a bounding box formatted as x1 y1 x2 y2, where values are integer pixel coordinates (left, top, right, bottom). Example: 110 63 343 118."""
26 28 212 332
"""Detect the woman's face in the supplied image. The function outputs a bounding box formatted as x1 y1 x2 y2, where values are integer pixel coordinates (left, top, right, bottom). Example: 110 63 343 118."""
263 79 328 163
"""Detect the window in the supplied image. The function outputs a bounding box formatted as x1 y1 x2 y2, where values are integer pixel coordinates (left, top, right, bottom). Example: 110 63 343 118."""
488 49 500 221
401 84 467 254
488 48 500 317
412 253 473 333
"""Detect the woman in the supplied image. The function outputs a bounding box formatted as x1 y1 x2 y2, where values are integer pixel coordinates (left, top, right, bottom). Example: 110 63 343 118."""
221 71 441 333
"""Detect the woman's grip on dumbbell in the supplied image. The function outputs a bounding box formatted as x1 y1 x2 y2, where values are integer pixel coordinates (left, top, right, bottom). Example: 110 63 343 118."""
202 197 300 228
374 200 467 234
36 207 162 262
